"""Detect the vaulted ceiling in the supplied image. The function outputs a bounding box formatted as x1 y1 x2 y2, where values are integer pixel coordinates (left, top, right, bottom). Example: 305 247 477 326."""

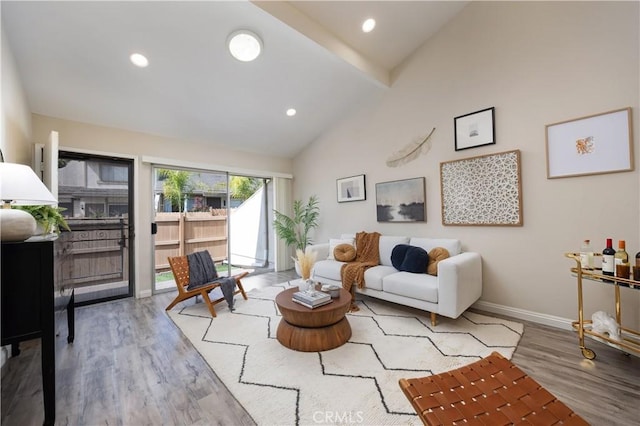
2 1 468 158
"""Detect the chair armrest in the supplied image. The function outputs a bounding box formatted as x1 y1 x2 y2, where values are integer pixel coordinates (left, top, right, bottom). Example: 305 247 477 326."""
307 243 329 261
437 252 482 319
232 271 249 280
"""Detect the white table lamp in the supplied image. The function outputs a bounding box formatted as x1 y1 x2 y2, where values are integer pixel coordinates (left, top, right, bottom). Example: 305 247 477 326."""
0 163 58 241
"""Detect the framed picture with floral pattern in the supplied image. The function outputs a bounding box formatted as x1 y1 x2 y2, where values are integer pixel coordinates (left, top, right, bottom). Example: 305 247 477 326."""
545 107 633 179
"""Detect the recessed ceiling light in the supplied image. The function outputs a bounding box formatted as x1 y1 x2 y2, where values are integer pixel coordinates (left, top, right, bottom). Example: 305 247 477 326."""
286 108 297 117
362 18 376 33
228 30 263 62
130 53 149 68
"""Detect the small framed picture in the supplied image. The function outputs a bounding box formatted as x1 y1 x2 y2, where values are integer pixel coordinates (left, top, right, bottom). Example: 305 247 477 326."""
545 107 633 179
336 174 366 202
375 177 425 222
454 107 496 151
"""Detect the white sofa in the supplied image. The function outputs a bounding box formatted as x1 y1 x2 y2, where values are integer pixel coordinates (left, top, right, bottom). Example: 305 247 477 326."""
310 235 482 325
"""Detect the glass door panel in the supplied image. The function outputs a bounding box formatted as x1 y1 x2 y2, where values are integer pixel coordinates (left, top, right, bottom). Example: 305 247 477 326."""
57 152 134 305
152 169 273 293
153 167 230 292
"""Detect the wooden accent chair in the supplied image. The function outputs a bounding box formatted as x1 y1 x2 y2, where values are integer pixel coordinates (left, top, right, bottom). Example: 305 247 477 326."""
166 255 248 317
399 351 588 425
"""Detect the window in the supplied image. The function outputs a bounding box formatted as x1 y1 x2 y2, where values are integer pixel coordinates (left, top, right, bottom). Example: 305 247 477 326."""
58 202 73 218
108 204 128 217
85 203 105 217
99 164 128 183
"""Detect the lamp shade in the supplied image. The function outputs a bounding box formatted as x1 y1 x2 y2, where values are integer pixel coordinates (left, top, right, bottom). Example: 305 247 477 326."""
0 163 57 205
0 163 57 241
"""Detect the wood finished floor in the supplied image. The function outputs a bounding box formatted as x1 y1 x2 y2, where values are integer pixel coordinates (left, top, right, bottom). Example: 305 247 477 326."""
2 270 639 425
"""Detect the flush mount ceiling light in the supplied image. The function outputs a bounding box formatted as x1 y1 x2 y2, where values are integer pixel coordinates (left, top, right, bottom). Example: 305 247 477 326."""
362 18 376 33
130 53 149 67
286 108 297 117
228 30 263 62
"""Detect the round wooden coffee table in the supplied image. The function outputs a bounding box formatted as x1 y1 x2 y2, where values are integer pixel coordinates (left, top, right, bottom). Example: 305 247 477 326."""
275 286 352 352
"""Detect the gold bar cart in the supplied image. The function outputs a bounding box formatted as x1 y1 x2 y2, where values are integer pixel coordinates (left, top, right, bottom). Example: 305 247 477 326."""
565 252 640 360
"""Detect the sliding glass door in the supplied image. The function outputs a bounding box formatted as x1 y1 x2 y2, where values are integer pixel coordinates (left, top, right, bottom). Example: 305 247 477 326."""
152 167 230 292
152 166 272 293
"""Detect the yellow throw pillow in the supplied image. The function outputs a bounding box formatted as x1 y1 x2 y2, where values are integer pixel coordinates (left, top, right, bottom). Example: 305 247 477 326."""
427 247 450 276
334 243 356 262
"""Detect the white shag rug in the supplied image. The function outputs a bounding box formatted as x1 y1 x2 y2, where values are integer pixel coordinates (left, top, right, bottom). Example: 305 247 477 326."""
167 281 524 426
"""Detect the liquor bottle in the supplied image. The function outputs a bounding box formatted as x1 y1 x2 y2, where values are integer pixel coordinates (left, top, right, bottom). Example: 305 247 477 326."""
602 238 615 282
579 239 593 269
614 240 629 277
636 251 640 268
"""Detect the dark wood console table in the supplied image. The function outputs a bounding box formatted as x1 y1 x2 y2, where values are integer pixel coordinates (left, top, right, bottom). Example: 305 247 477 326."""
1 236 75 425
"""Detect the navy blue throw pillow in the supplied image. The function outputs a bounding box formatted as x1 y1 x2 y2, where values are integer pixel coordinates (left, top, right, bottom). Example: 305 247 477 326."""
391 244 410 270
400 246 429 273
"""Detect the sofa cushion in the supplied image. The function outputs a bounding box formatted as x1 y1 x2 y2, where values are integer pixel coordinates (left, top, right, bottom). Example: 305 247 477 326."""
427 247 450 276
400 246 429 273
390 244 410 270
362 265 397 291
327 238 354 260
313 259 345 281
409 238 461 256
382 272 438 303
334 243 356 262
379 236 410 266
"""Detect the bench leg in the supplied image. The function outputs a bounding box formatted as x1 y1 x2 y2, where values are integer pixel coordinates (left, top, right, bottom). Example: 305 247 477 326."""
430 312 437 326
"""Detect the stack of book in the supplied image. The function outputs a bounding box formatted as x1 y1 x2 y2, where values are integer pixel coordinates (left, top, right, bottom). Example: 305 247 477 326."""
292 290 331 309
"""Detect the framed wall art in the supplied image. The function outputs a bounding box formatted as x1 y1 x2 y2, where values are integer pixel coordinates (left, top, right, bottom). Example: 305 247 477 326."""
545 107 633 179
336 174 366 202
375 177 425 222
454 107 495 151
440 150 522 226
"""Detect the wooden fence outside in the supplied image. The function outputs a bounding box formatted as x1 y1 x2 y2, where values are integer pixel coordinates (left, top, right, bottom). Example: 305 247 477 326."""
154 210 229 271
60 218 129 290
56 211 231 294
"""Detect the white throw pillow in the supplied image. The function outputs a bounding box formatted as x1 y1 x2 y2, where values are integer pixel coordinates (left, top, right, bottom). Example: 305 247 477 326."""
327 238 355 260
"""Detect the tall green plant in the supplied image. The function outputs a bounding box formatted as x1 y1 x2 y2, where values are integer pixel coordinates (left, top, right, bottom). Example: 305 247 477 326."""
273 195 320 252
158 169 193 212
230 176 263 201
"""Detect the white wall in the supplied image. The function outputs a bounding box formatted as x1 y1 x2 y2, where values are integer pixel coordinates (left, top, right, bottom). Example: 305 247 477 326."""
31 114 293 298
0 28 33 366
1 27 31 164
293 1 640 328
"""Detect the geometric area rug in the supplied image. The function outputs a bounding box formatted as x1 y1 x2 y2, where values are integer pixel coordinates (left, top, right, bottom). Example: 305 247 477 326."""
167 281 524 426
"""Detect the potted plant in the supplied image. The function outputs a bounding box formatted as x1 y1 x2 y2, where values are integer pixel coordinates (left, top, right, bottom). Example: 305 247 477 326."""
273 195 320 276
14 205 71 235
273 195 320 253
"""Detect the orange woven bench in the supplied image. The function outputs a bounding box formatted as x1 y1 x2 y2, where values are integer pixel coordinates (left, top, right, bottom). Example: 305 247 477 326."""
399 351 588 425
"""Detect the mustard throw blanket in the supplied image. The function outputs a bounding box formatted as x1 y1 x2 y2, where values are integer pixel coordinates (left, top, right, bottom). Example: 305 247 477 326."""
340 231 381 292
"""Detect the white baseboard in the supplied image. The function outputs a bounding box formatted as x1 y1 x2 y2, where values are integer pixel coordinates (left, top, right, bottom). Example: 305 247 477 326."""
138 289 153 298
472 300 573 331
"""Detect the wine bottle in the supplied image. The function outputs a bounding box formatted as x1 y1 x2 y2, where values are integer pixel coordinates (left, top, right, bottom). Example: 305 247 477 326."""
636 251 640 268
614 240 629 277
602 238 615 282
579 239 593 269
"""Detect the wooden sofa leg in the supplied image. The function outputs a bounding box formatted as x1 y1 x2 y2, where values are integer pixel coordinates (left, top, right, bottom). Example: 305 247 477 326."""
430 312 437 326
